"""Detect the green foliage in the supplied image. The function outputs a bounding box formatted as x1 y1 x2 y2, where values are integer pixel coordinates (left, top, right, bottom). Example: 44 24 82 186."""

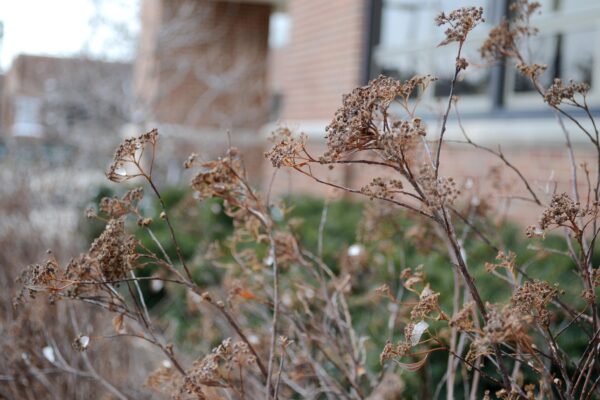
81 187 594 398
282 195 364 266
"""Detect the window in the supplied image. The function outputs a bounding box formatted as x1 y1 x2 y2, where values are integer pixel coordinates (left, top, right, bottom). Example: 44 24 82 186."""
373 0 600 113
14 96 41 124
269 12 291 49
12 96 43 137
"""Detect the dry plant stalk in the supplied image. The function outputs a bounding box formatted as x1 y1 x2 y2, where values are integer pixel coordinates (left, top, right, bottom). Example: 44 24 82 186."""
11 2 600 399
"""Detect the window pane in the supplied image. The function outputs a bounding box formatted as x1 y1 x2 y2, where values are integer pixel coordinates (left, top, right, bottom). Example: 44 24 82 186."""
512 28 595 93
513 34 557 92
434 42 491 97
380 0 490 48
562 29 594 85
558 0 599 12
380 1 434 48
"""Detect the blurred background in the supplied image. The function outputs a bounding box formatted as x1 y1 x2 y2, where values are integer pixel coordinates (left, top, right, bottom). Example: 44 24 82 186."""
1 0 599 226
1 0 599 397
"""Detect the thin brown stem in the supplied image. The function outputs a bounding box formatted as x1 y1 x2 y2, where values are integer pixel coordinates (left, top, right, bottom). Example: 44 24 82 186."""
435 42 463 179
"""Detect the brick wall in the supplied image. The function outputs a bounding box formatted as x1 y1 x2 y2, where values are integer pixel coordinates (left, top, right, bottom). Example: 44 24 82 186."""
135 0 271 130
273 0 367 122
262 140 597 227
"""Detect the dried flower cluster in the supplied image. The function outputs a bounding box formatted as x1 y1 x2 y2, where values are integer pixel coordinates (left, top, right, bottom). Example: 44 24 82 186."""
379 118 427 161
265 127 307 168
419 165 460 208
480 21 516 61
98 187 144 218
180 338 256 395
449 301 475 331
83 218 139 281
323 75 436 161
18 252 60 293
544 78 590 107
107 128 158 182
435 6 484 46
410 285 443 321
11 3 600 399
478 304 532 349
19 217 139 303
539 192 582 230
511 280 559 326
360 177 404 199
401 265 425 293
379 338 411 366
485 250 517 276
480 1 540 62
188 148 256 216
516 62 547 79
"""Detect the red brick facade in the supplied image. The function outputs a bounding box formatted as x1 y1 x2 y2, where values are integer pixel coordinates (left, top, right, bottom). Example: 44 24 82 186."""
271 0 367 122
131 1 598 227
135 0 272 130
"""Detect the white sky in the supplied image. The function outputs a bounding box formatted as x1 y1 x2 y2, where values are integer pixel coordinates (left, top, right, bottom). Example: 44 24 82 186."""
0 0 139 71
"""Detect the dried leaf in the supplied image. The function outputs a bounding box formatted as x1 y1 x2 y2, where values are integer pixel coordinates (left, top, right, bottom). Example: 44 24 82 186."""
239 289 256 300
393 354 429 372
112 314 125 334
410 320 429 346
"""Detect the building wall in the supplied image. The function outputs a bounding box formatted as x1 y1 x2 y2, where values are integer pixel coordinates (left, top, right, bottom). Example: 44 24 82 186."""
135 0 272 130
0 55 132 140
263 139 597 227
273 0 368 122
261 1 600 226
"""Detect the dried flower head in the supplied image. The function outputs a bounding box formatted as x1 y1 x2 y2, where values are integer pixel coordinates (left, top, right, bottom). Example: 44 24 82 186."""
137 217 153 227
401 265 426 293
380 321 428 365
184 153 198 169
480 20 516 61
539 192 581 230
265 127 307 168
72 335 90 352
482 304 532 346
511 280 559 326
581 289 595 305
19 252 61 293
410 285 442 321
517 62 547 79
495 388 522 400
485 250 517 276
87 218 139 281
190 148 251 212
525 225 544 238
99 187 144 218
419 165 460 208
380 339 411 365
480 1 540 62
593 268 600 287
544 78 589 107
436 7 484 46
324 75 436 161
380 117 427 161
449 301 475 331
272 231 301 267
456 57 469 70
181 338 256 394
510 0 542 17
374 283 394 301
107 129 158 182
31 217 140 299
361 177 404 199
278 335 294 349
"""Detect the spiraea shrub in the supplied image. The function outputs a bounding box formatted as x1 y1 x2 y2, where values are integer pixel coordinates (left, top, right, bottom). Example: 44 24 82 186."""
9 2 600 399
